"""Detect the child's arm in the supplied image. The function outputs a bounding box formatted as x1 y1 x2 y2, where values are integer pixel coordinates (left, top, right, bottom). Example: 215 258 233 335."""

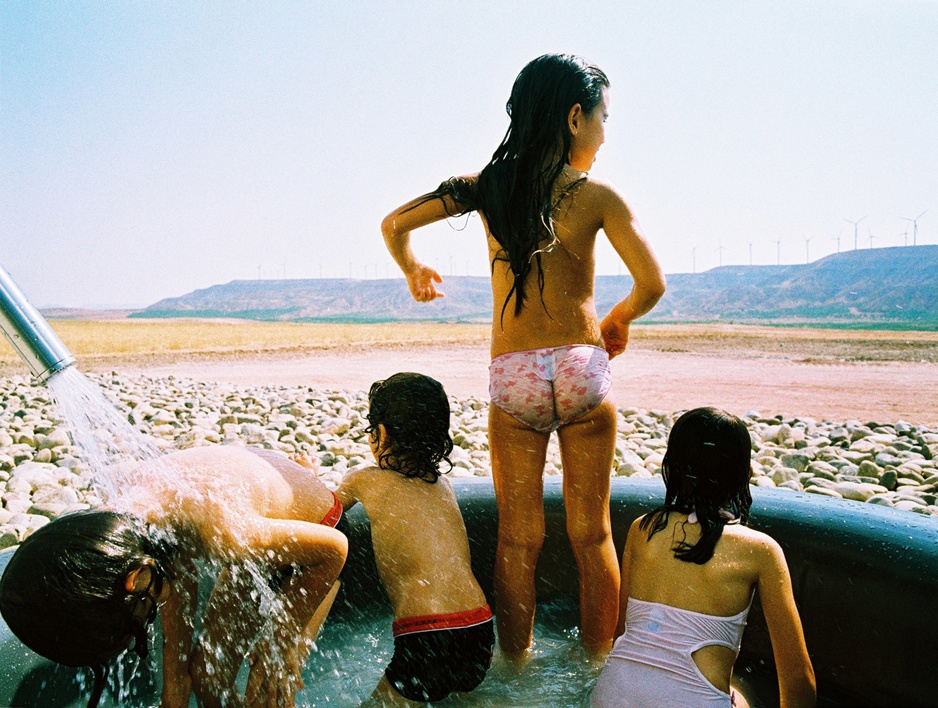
335 469 365 511
382 177 477 302
615 517 642 638
596 184 666 358
242 519 348 706
756 536 816 708
160 557 199 708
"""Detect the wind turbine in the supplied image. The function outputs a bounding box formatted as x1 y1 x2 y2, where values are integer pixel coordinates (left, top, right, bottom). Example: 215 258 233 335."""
692 245 697 274
716 242 727 267
845 216 867 250
805 237 811 263
748 241 754 266
902 211 926 246
900 230 908 247
867 225 876 249
774 240 781 266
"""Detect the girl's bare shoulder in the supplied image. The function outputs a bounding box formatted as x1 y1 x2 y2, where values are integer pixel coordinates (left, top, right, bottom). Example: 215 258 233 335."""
721 523 786 561
595 178 637 216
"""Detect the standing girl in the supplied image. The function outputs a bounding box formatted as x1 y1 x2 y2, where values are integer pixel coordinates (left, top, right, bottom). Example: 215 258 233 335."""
591 407 815 707
381 53 666 657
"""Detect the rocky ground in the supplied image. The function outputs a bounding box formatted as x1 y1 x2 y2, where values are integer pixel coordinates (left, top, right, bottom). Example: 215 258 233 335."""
2 371 936 548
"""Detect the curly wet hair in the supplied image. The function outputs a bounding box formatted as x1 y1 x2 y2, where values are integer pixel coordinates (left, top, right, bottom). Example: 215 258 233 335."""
366 372 454 483
640 407 754 564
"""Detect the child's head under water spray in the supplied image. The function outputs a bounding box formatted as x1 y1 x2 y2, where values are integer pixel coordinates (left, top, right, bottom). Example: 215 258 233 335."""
0 509 173 706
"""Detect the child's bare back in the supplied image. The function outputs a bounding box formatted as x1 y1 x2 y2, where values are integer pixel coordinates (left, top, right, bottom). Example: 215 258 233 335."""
0 444 348 708
337 373 494 704
593 408 815 708
119 445 338 536
485 169 655 358
338 465 485 619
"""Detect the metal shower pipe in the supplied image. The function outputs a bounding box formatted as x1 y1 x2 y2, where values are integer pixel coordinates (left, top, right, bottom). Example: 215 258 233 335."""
0 263 75 384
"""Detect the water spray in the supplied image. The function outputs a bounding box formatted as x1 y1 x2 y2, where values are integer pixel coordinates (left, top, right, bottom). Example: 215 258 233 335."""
0 263 75 384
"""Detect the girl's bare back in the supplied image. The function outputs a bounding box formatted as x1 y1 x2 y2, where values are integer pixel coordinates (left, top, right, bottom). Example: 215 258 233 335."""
478 168 661 357
628 516 772 613
622 514 798 696
118 446 336 551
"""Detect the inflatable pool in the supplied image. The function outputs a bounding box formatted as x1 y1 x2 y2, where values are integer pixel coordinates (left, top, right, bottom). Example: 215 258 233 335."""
2 477 936 706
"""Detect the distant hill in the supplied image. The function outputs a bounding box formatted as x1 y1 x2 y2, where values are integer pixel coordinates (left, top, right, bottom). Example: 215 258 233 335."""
133 245 938 328
42 308 137 320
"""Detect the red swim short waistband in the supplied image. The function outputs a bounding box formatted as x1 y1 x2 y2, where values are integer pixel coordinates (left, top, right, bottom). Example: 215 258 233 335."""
320 491 343 528
392 605 493 637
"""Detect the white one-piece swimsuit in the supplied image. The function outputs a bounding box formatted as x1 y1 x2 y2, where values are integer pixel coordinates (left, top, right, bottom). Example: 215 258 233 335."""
591 596 751 707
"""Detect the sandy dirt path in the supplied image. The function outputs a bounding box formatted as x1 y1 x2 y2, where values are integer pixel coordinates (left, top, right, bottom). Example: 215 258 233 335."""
120 343 938 425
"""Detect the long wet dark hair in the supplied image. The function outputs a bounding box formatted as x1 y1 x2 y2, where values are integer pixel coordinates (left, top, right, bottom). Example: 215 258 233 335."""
0 509 174 707
407 53 609 324
366 372 454 483
640 407 754 564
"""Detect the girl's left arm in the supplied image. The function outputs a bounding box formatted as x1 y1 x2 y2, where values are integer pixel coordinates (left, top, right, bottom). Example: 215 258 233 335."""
596 184 666 358
160 557 199 708
615 518 642 638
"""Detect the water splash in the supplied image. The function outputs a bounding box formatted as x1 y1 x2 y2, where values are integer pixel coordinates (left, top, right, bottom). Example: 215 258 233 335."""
45 367 164 503
41 366 294 704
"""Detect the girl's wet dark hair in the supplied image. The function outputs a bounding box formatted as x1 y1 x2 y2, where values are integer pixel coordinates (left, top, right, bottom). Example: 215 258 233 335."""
0 509 173 706
407 53 609 324
367 372 454 483
640 407 754 564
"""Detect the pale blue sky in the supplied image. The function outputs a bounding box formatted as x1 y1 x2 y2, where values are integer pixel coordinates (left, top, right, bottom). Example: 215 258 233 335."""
2 1 936 307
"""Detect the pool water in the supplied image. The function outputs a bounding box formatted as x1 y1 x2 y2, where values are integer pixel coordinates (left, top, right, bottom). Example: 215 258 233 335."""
0 579 829 708
301 596 601 707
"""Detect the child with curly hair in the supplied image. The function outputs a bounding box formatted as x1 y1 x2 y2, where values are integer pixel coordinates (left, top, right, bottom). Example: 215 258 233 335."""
334 372 493 705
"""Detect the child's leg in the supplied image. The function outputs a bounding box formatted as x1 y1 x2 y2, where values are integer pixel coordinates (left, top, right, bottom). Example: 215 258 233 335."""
369 675 425 706
489 403 550 657
556 397 620 656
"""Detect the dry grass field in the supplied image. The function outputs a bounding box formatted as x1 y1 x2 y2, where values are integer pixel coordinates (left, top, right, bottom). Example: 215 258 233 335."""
2 320 936 422
2 320 936 369
2 320 491 362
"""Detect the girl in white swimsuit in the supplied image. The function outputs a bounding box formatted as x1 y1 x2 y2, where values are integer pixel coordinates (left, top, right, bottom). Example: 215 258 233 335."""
592 407 816 707
381 53 666 658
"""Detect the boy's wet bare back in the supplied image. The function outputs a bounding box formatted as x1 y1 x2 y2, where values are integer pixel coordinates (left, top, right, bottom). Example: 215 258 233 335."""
337 464 486 620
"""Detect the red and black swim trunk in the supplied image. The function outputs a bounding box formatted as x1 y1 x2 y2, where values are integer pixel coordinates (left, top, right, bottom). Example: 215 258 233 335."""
385 605 495 702
319 491 343 528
